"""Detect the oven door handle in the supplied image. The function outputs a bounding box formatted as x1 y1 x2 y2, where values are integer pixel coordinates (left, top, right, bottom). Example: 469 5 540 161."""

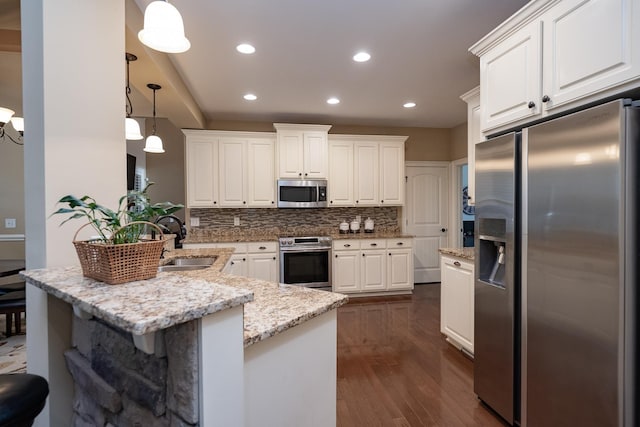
279 248 331 254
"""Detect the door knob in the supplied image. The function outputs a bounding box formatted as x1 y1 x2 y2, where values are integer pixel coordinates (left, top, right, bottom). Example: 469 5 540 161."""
441 228 447 232
542 95 550 103
528 101 535 109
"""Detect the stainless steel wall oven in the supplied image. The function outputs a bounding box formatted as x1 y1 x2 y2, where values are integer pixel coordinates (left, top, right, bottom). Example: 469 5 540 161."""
279 236 331 288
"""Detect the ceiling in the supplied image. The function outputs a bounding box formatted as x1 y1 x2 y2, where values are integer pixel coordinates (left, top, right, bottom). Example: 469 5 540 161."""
1 0 529 130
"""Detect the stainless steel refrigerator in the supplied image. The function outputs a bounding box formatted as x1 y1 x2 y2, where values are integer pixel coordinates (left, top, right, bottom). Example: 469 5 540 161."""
474 99 638 427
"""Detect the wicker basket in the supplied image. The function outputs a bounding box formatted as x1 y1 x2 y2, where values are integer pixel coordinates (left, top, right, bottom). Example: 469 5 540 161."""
73 221 165 285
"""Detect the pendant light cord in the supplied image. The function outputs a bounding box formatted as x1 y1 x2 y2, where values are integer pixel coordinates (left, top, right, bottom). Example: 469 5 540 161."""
152 88 157 135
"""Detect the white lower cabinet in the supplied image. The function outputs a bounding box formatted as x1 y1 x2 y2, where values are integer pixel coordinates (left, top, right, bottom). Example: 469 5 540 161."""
440 254 474 354
332 238 413 295
246 242 278 282
183 241 278 282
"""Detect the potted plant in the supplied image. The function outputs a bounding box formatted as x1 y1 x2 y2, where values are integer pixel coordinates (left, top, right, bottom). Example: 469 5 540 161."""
51 183 184 284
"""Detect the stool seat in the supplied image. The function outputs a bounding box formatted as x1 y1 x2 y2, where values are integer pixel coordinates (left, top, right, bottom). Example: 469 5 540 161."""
0 374 49 427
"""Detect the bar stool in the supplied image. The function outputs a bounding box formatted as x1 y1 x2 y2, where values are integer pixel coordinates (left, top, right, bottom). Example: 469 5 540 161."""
0 373 49 427
0 291 26 337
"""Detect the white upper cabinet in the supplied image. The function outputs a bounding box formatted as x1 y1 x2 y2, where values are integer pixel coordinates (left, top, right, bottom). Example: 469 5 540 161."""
184 130 218 208
379 140 405 205
184 130 275 208
471 0 640 134
329 134 407 207
328 139 355 206
542 0 640 110
247 138 276 207
480 20 542 131
218 137 247 207
274 123 331 179
354 142 379 206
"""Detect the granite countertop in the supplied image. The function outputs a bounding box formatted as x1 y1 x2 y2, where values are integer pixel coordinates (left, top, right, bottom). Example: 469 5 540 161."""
439 247 475 260
21 247 349 348
165 248 349 347
20 265 253 336
183 227 411 244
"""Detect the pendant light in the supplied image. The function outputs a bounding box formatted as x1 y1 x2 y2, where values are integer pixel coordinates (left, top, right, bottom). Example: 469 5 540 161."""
138 1 191 54
125 53 143 140
144 84 165 153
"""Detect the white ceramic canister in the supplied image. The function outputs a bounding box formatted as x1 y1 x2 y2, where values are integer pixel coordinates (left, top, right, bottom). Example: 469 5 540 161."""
364 217 374 232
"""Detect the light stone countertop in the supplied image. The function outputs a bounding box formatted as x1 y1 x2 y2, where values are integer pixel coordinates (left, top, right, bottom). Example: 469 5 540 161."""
22 247 349 347
164 248 349 347
21 265 253 336
439 247 475 261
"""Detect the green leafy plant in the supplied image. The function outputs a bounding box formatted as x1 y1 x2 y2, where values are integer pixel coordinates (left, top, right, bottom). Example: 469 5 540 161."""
51 183 184 244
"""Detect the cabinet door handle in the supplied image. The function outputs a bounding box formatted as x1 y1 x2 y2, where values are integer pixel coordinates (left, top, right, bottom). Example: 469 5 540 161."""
273 256 276 260
370 243 377 247
388 253 391 256
259 246 266 250
213 201 217 204
441 228 447 233
362 253 365 257
528 101 536 109
243 201 246 204
230 261 235 265
542 95 550 103
242 258 246 262
271 201 274 204
356 200 359 204
298 172 302 177
454 261 461 267
330 200 333 204
304 173 308 176
344 244 351 248
396 242 403 246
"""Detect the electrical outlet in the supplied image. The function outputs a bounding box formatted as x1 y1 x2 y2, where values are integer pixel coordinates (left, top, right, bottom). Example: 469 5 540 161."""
4 218 16 229
234 216 240 226
190 217 200 227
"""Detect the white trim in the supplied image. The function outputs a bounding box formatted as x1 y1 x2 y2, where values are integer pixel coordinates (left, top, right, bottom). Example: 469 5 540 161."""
0 234 25 241
450 159 468 248
329 134 408 143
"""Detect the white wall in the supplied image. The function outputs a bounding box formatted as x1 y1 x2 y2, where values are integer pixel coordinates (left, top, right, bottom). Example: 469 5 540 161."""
22 1 126 424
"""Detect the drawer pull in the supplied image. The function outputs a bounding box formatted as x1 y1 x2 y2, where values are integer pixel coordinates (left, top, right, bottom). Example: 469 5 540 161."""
396 242 403 246
454 261 461 267
370 243 377 247
259 246 266 250
344 244 351 248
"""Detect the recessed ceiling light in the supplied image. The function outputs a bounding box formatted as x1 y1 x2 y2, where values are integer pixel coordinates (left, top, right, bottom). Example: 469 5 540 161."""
244 93 257 101
236 43 256 54
403 102 417 108
327 97 340 105
353 52 371 62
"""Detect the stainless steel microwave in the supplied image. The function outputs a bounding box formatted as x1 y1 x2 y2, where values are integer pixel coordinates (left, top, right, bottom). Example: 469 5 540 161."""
277 179 328 208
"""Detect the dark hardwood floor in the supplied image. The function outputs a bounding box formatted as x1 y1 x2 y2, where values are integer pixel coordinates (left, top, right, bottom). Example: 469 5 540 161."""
336 283 508 427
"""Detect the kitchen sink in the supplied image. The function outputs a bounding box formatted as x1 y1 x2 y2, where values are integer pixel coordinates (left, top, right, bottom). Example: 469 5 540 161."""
158 264 211 272
158 256 216 272
165 257 216 266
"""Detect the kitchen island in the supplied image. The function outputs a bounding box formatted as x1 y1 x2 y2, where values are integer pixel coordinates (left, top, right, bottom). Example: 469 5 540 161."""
21 248 348 427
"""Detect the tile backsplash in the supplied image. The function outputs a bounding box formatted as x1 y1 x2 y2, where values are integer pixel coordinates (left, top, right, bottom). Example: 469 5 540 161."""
189 206 399 234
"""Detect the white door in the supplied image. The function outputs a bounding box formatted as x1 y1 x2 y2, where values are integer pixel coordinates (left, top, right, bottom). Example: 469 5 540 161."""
328 139 354 206
354 142 379 206
379 141 405 205
360 250 386 291
480 19 541 132
405 163 449 283
247 138 276 207
218 138 246 207
247 253 277 282
332 250 360 293
302 131 328 179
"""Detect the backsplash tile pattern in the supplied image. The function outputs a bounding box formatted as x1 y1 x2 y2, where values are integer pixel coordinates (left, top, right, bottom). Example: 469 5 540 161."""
189 207 400 238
